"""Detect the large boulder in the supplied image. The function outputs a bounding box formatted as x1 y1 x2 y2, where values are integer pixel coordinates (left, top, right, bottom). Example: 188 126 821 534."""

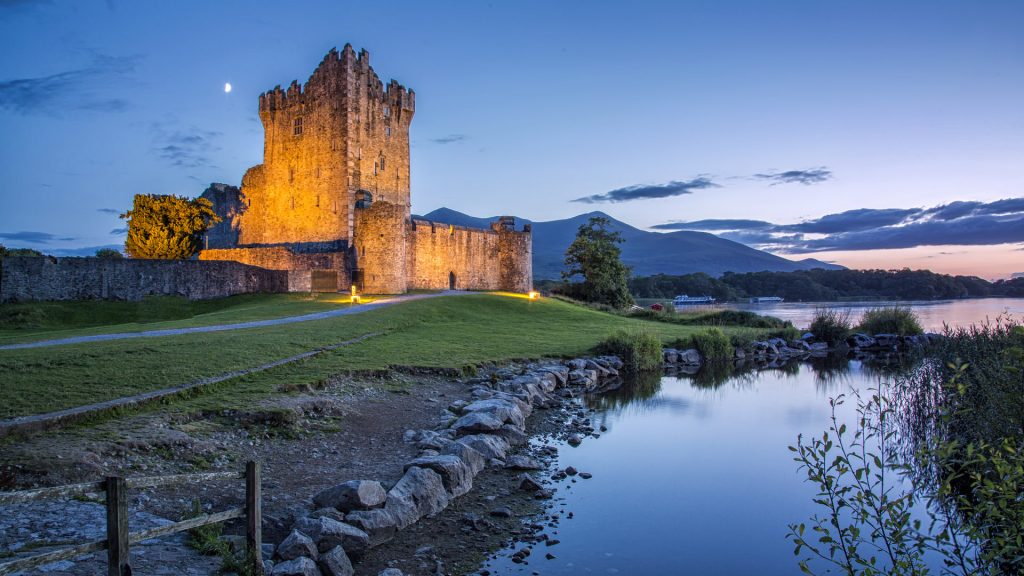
440 439 486 475
456 434 510 461
663 349 680 364
277 529 318 561
384 466 449 529
451 411 505 435
847 333 876 349
874 333 900 348
461 398 526 428
273 557 322 576
293 516 370 556
343 509 398 547
404 455 474 497
678 349 701 365
313 480 387 513
317 546 354 576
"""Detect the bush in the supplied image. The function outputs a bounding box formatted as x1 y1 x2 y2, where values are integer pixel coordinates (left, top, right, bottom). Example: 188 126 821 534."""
857 306 923 336
690 328 733 361
94 248 123 259
595 329 662 372
676 309 789 329
808 307 852 344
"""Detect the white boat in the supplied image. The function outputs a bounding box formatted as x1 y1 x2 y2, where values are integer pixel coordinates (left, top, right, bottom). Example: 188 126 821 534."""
673 294 716 306
749 296 784 303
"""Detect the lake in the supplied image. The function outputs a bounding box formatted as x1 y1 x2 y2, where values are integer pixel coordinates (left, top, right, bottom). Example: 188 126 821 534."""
721 297 1023 331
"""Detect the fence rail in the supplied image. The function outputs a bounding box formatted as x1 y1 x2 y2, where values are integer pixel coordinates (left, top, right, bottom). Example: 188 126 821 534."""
0 461 262 576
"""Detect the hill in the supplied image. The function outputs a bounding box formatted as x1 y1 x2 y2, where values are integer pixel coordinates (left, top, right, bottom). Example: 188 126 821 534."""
416 208 845 280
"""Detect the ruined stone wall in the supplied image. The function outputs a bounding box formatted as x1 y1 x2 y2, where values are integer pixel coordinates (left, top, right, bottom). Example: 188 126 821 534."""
200 183 243 249
404 218 533 293
0 257 288 303
353 201 408 294
229 45 414 247
198 247 349 292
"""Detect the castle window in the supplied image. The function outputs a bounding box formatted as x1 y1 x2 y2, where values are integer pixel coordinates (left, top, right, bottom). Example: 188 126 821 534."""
379 156 386 171
293 117 303 136
385 126 392 137
383 105 390 118
316 194 320 208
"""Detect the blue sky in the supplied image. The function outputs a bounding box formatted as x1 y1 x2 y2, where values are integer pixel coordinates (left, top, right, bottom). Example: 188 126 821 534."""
1 0 1022 278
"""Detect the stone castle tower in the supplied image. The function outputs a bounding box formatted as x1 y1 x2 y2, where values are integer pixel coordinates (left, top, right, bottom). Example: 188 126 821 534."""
200 44 532 295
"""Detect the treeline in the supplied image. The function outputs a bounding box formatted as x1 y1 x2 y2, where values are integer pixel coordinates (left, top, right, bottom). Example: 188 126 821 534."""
627 269 1024 301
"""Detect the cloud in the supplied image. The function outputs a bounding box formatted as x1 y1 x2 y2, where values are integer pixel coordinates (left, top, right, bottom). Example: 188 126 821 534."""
0 53 139 116
430 134 467 144
573 177 718 204
97 208 120 215
651 219 773 231
755 168 832 186
651 197 1024 254
0 231 75 243
150 123 222 169
110 227 128 235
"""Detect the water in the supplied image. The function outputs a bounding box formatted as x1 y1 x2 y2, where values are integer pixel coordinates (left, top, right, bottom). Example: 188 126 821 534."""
726 298 1023 331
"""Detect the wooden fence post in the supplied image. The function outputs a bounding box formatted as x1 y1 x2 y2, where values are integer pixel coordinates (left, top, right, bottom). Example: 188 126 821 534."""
245 461 263 575
105 476 130 576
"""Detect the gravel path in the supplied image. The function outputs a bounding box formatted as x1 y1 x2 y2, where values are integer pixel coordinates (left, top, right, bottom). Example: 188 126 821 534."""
0 291 466 351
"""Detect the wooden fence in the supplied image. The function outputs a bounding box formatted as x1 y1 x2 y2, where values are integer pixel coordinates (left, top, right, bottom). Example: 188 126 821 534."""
0 461 263 576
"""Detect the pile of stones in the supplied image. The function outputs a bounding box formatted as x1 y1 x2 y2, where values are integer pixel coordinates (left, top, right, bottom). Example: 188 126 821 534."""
266 356 624 576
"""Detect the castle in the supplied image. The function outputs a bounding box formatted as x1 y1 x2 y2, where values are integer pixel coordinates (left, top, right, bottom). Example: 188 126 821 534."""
199 44 532 294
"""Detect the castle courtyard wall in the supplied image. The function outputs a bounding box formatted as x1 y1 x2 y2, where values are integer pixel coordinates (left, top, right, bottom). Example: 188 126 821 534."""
406 220 504 291
0 257 288 303
198 247 349 292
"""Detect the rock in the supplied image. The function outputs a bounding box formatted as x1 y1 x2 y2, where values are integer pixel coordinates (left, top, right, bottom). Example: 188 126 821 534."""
847 333 876 348
440 440 486 475
518 473 543 491
505 455 542 470
874 333 900 348
317 546 355 576
293 516 370 556
451 411 505 435
313 480 387 513
678 349 702 365
489 506 513 518
273 556 322 576
579 472 592 479
768 337 788 349
789 340 811 351
384 466 450 529
404 454 474 497
493 424 528 446
457 434 510 460
566 359 587 371
734 348 746 360
801 332 815 341
447 399 468 414
663 348 680 364
343 509 398 547
567 434 582 447
462 398 527 428
378 569 405 576
564 466 578 476
751 341 779 357
309 508 346 523
277 529 318 561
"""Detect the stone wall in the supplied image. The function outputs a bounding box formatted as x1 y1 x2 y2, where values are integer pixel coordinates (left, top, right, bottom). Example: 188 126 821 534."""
405 220 504 291
198 247 349 292
0 257 288 303
353 201 408 294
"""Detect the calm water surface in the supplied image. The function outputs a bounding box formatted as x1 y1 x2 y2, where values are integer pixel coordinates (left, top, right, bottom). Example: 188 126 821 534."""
725 297 1023 331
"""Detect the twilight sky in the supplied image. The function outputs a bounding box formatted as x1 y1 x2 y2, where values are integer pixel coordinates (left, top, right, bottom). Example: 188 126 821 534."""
1 0 1022 279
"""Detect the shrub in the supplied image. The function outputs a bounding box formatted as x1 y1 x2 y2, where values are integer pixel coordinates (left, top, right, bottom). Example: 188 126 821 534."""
595 329 662 372
676 309 789 329
94 248 123 259
808 307 852 344
857 306 923 336
690 327 733 361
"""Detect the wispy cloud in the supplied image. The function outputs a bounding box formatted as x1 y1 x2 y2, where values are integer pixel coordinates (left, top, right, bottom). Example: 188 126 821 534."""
430 134 468 144
754 168 832 186
110 227 128 235
97 208 120 215
0 231 75 243
653 197 1024 253
150 122 222 169
0 53 139 116
573 177 718 204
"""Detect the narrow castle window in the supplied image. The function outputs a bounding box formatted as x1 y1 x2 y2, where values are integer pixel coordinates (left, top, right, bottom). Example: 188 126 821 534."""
289 167 294 183
293 117 303 136
316 194 320 207
379 156 386 172
385 126 392 137
383 105 390 118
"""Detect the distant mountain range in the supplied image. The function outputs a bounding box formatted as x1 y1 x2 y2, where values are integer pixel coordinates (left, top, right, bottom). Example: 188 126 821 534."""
416 208 845 280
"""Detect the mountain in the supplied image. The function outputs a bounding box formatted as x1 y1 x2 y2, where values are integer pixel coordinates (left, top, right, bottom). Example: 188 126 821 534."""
416 208 845 280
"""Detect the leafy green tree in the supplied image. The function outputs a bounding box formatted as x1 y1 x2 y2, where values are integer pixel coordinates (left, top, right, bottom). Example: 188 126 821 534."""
0 244 44 258
120 194 220 259
94 248 123 259
561 216 634 308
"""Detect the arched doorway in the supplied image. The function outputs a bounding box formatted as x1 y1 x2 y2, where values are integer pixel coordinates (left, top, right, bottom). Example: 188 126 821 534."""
449 271 456 290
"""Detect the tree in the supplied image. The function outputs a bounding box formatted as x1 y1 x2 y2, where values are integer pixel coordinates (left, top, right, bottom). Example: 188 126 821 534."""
0 244 44 258
94 248 123 259
561 216 634 308
120 194 220 259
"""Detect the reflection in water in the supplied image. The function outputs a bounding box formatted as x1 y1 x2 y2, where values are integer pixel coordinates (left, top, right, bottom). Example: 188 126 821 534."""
481 355 918 576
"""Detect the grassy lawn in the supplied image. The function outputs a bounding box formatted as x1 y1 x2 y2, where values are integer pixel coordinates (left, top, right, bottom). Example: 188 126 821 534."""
0 294 766 419
0 293 380 345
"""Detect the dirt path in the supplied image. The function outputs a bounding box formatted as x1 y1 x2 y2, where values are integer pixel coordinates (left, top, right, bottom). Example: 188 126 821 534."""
0 290 467 351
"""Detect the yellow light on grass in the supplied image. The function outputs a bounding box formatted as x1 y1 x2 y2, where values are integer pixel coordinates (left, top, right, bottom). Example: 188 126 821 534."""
528 291 540 300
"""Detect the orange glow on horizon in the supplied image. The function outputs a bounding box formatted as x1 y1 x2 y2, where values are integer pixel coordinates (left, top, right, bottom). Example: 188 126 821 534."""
777 244 1024 280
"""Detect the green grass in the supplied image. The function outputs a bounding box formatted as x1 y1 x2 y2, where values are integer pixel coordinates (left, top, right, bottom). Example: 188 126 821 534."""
0 293 370 345
0 294 768 419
